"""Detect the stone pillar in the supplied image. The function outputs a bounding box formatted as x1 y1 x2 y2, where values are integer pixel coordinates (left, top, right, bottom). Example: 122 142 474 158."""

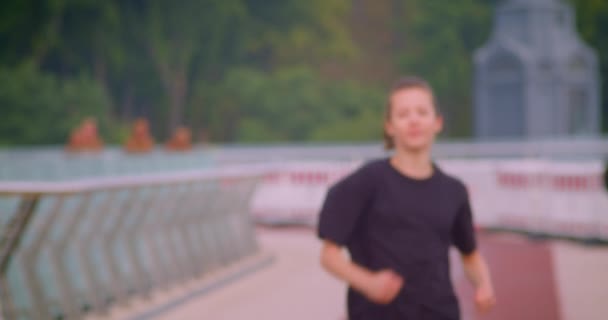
474 0 600 139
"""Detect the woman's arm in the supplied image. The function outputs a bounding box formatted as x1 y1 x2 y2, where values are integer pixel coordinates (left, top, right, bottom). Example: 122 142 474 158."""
460 250 496 313
320 240 403 304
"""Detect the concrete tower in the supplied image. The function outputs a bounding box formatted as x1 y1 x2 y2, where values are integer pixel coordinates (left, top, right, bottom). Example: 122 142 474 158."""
474 0 600 138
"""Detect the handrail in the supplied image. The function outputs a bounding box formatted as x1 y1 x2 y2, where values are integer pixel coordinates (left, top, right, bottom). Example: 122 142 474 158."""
0 164 275 196
0 164 270 320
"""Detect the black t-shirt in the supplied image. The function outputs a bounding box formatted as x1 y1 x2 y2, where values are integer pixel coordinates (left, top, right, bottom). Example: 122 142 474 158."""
317 158 477 320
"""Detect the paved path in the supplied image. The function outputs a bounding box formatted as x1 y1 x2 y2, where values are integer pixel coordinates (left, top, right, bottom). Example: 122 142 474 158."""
455 232 608 320
156 227 345 320
111 227 608 320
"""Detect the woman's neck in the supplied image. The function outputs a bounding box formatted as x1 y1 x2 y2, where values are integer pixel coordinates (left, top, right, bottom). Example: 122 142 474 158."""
390 148 434 179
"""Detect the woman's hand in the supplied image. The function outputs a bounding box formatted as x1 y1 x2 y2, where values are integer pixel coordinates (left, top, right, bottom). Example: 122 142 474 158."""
320 241 403 305
460 251 496 314
362 269 404 304
474 284 496 314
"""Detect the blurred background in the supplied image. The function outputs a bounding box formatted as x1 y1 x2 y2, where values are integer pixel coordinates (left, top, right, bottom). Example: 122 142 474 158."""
1 0 607 319
0 0 604 145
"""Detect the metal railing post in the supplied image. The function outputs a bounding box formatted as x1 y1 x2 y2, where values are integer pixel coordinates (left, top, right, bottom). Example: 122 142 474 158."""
50 193 92 319
123 187 157 296
22 196 66 319
78 190 117 314
103 189 140 305
0 194 40 320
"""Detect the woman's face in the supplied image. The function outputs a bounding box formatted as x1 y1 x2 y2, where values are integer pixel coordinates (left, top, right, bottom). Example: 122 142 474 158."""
385 87 443 153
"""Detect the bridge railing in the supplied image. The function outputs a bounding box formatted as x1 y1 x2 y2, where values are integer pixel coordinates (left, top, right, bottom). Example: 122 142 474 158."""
0 165 268 320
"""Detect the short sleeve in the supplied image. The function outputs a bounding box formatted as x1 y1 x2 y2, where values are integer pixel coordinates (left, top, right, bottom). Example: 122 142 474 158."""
451 189 477 255
317 165 375 246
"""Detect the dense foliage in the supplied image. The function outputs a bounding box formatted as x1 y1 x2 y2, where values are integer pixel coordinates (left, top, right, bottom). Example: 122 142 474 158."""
0 0 605 145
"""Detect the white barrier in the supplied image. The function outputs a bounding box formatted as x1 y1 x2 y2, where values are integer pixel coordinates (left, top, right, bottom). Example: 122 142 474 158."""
249 159 608 240
250 161 362 225
438 159 501 228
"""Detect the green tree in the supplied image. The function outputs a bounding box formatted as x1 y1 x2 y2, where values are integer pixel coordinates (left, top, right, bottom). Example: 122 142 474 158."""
395 0 492 137
0 65 116 146
191 67 383 143
186 0 356 140
569 0 608 133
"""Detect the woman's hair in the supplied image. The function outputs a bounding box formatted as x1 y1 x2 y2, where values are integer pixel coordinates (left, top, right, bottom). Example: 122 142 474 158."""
383 76 440 150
